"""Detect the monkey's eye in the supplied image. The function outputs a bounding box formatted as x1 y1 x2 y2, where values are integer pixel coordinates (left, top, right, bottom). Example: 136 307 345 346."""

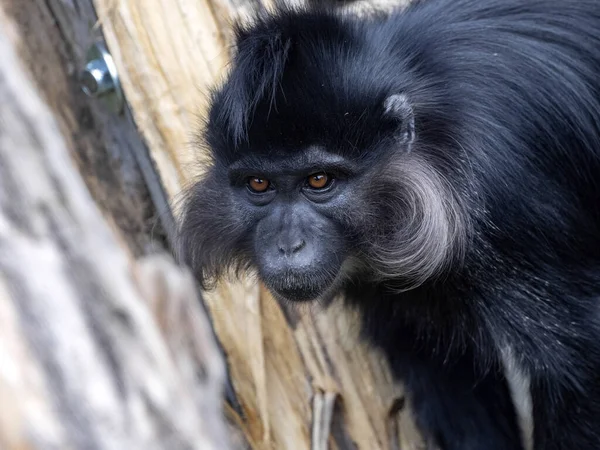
247 176 270 193
247 177 270 193
306 172 332 190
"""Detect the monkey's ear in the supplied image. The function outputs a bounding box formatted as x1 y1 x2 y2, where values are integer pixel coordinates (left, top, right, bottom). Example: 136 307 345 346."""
383 94 415 150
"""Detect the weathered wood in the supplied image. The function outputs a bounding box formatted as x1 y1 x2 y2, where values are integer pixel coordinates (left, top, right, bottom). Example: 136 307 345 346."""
0 11 233 448
90 0 424 448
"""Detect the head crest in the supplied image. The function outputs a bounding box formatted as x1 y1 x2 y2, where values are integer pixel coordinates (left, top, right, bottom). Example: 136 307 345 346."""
215 12 296 147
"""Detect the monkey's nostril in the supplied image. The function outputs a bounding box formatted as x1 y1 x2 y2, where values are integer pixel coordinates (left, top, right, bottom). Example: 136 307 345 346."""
277 239 306 255
292 240 306 253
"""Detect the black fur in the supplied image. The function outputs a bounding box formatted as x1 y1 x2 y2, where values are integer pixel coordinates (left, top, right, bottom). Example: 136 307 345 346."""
179 1 600 448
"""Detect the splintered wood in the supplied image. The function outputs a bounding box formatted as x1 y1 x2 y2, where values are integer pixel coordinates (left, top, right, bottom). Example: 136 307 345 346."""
90 0 422 449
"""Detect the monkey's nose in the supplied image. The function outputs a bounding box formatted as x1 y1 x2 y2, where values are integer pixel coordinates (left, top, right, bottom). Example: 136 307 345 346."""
277 239 306 256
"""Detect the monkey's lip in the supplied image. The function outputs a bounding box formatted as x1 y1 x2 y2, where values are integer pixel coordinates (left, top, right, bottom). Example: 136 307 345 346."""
259 264 345 303
269 285 323 303
264 272 344 304
263 275 335 303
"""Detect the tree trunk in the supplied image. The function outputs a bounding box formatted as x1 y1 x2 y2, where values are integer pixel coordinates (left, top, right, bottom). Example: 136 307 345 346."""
0 5 233 450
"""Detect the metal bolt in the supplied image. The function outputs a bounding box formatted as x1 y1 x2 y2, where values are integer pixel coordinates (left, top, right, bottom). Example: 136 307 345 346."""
80 42 124 114
81 59 114 96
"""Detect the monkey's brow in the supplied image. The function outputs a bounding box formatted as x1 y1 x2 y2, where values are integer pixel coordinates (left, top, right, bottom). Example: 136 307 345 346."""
227 150 359 175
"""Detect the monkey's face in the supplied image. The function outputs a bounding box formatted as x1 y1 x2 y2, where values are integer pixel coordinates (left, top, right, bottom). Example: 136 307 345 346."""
225 147 360 302
179 145 373 303
178 134 461 304
179 128 469 302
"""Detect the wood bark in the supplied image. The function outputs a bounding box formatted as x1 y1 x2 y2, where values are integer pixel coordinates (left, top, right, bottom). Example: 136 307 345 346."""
0 6 234 448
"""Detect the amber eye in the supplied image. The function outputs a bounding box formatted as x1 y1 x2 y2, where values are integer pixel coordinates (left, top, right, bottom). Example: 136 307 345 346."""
307 172 331 189
247 176 270 193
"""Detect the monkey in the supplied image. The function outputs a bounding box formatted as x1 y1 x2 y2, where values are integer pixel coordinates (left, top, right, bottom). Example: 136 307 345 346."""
177 0 600 449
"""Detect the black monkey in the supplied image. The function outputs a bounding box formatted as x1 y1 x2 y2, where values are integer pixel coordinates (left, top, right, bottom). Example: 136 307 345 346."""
178 1 600 449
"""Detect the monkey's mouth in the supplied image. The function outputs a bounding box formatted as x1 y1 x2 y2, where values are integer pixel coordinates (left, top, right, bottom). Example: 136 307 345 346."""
261 270 338 303
271 286 321 302
267 279 328 303
261 269 345 304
